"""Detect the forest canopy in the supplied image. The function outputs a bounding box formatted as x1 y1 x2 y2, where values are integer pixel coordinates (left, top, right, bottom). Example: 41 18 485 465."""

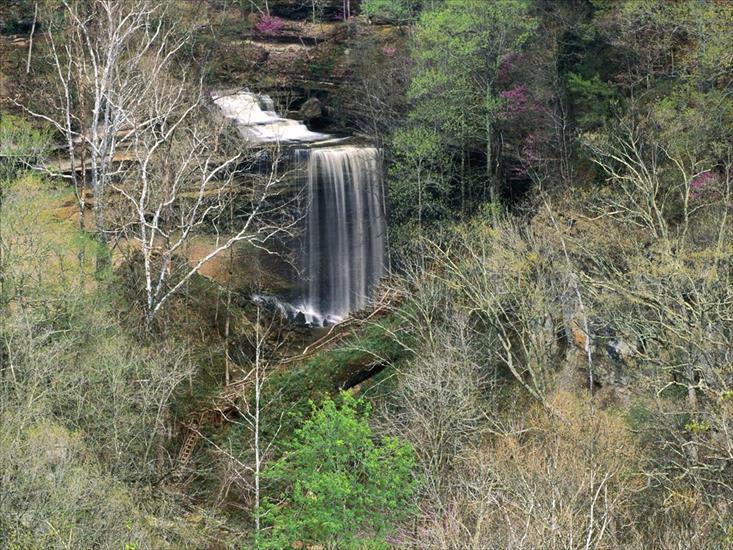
1 0 732 548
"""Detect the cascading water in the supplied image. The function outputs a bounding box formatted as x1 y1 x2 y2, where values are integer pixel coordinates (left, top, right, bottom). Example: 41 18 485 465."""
214 90 386 326
212 90 328 144
294 147 385 325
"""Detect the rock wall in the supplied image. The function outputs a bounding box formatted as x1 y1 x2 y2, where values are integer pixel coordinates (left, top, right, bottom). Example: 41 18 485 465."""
202 0 397 134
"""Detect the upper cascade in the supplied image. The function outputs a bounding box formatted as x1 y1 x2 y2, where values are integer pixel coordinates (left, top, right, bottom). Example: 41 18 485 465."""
212 90 329 145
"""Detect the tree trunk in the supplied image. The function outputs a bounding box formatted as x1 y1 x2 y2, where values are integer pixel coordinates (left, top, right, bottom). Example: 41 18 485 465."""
25 2 38 75
486 82 497 208
94 196 110 277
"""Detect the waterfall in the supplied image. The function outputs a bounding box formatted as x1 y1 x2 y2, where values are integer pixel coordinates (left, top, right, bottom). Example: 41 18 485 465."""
295 146 386 325
213 90 386 326
212 90 328 144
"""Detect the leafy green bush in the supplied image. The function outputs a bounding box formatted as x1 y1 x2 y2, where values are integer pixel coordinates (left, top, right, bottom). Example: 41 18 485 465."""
261 392 416 549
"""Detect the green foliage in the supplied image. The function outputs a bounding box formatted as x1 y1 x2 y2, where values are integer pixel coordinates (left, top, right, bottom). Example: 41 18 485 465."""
619 0 733 81
255 310 412 440
361 0 422 24
389 126 451 228
684 419 711 434
390 0 537 221
409 0 537 134
261 392 416 549
0 114 51 181
0 175 95 308
0 418 147 549
565 72 617 127
652 85 733 167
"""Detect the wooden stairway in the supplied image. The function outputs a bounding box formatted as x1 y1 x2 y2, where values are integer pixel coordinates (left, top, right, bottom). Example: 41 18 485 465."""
171 285 404 476
175 423 200 477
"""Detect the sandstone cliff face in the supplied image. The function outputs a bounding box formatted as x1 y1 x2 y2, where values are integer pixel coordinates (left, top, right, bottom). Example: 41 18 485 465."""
202 0 403 134
1 1 404 136
204 3 350 124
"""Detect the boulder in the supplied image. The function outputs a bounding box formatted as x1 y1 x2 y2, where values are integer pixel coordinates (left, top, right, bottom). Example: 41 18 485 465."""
606 338 637 364
294 311 307 326
299 97 323 120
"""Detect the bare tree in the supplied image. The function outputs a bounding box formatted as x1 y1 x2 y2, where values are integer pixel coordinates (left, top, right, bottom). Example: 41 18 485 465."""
21 0 299 327
237 306 285 533
21 0 188 273
110 77 299 328
583 117 720 248
24 1 38 75
425 220 561 405
202 306 286 536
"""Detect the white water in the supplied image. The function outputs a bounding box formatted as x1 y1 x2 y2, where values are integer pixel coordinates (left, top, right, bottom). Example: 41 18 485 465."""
213 91 386 326
212 91 328 144
294 147 385 325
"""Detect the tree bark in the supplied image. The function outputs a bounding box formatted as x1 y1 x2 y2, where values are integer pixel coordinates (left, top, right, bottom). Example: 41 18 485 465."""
25 2 38 75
